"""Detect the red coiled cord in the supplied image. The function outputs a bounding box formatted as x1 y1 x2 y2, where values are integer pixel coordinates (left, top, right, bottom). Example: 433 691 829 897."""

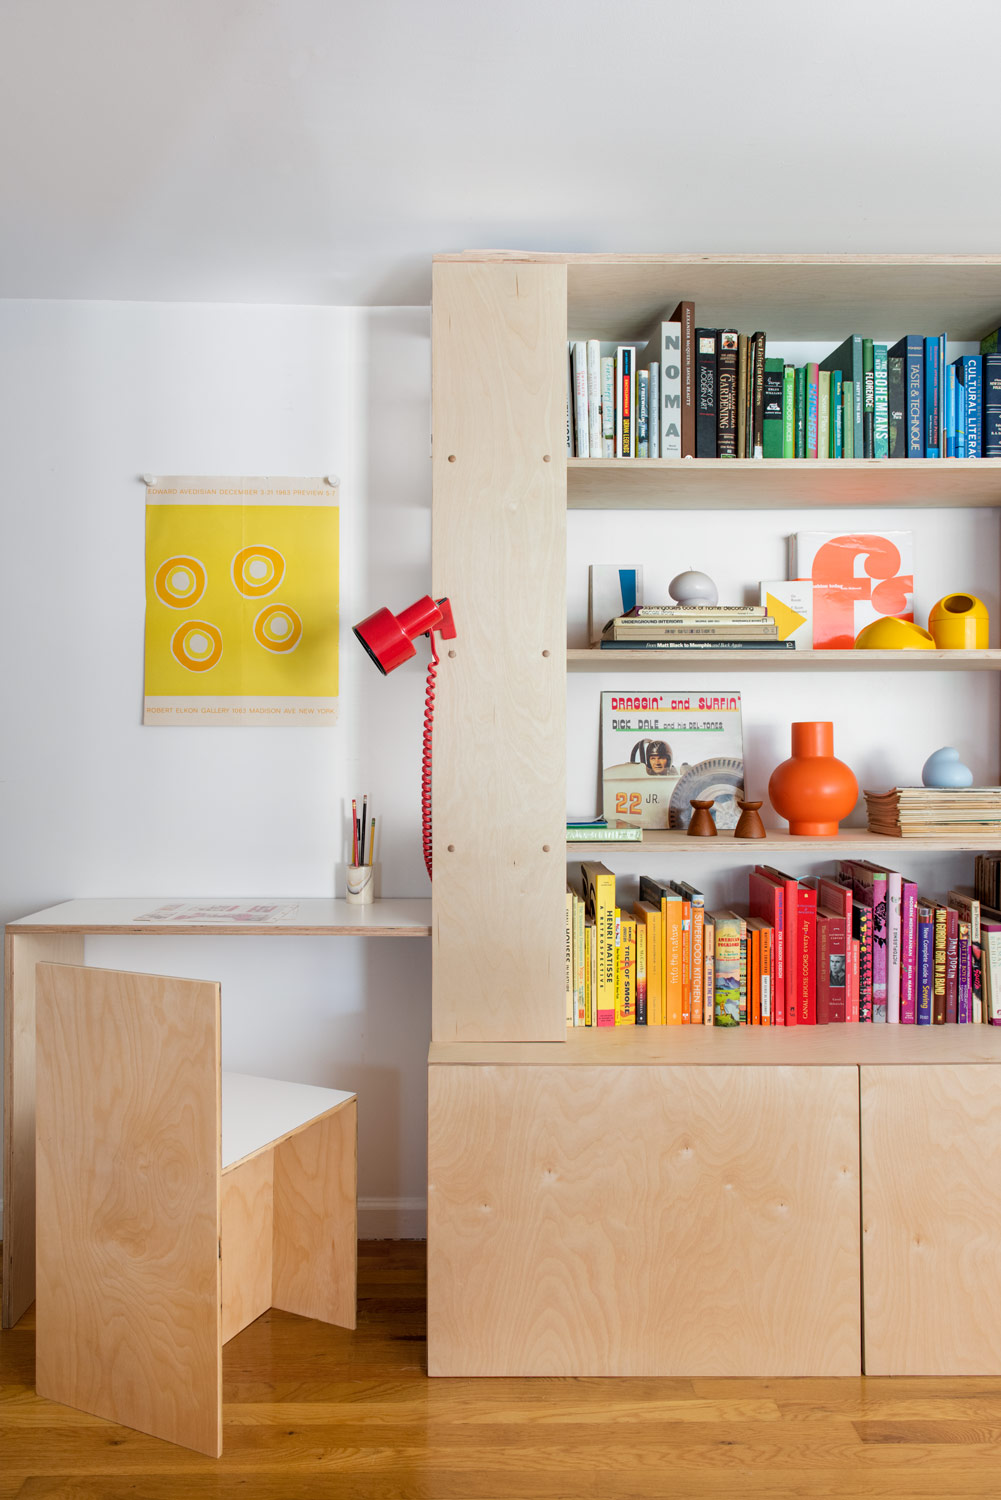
421 631 441 880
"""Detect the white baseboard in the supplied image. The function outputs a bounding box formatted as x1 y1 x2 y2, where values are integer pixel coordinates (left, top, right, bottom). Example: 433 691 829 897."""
357 1196 426 1239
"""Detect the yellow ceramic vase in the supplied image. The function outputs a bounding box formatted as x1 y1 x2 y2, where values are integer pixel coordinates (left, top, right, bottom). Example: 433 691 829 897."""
928 593 989 649
854 617 936 650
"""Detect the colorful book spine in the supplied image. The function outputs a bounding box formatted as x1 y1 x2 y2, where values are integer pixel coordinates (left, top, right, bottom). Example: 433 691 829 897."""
933 904 948 1023
675 883 706 1027
885 869 901 1023
873 344 889 458
795 365 806 458
636 369 650 458
565 887 574 1026
633 900 662 1026
738 914 748 1023
616 346 634 458
619 913 637 1025
695 329 718 458
831 370 843 458
658 322 682 458
762 356 785 458
760 923 772 1024
984 352 1001 458
717 330 738 458
749 870 785 1025
600 355 616 457
806 363 820 458
648 360 659 459
586 339 603 459
899 879 918 1024
945 361 957 458
751 332 766 457
713 913 742 1025
748 922 761 1024
944 907 959 1025
670 301 695 457
916 905 934 1024
736 334 749 458
584 920 593 1026
972 941 984 1024
574 892 586 1027
581 861 616 1027
818 369 830 461
849 936 860 1021
703 915 715 1026
798 885 817 1024
843 380 855 458
862 339 875 457
782 364 795 457
856 903 873 1023
958 355 982 459
889 334 924 457
925 336 942 457
958 920 971 1024
816 912 831 1024
887 355 906 457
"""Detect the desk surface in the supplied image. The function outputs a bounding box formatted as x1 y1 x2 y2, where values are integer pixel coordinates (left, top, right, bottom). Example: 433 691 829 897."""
6 897 432 937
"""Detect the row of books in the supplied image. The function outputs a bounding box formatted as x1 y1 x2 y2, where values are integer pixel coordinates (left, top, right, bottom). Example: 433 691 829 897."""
865 787 1001 838
568 312 1001 459
600 603 795 653
568 859 1001 1027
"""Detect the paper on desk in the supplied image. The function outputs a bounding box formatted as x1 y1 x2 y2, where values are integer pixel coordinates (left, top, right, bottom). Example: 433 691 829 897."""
133 902 300 924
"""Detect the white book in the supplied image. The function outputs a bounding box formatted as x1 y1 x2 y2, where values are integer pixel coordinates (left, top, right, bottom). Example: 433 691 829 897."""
566 343 573 456
636 369 649 458
600 356 615 457
648 361 660 458
616 346 636 457
653 321 682 458
572 341 589 458
586 339 603 458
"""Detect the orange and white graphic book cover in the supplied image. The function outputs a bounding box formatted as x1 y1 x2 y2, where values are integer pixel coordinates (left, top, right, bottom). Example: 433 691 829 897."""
144 476 338 726
788 531 913 650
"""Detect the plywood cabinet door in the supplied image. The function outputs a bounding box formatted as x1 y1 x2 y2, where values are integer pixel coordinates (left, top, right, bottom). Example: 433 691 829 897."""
862 1064 1001 1374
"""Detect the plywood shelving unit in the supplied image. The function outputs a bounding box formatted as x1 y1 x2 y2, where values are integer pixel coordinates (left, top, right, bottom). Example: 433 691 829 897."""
428 251 1001 1380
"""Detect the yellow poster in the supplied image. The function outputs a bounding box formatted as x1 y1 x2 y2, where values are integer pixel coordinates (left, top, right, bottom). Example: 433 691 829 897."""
144 477 338 726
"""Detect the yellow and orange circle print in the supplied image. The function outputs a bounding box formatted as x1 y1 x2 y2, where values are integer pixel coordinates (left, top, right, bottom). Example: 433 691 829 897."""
231 545 286 598
253 604 302 654
170 620 223 672
154 555 207 609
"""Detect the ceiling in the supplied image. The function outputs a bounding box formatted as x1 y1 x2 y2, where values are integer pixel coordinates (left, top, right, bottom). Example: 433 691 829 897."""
2 0 999 307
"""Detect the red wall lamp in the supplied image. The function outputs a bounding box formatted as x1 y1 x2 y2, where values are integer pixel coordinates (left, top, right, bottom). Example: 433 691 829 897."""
352 595 456 880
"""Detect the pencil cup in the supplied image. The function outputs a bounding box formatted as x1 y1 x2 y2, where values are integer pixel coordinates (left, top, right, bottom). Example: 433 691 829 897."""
346 863 377 905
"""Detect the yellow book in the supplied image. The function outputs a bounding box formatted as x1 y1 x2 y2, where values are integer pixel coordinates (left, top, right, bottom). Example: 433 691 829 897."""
633 899 662 1025
584 920 594 1027
663 890 684 1025
581 862 616 1028
618 914 637 1025
613 907 622 1024
574 892 586 1027
635 920 647 1025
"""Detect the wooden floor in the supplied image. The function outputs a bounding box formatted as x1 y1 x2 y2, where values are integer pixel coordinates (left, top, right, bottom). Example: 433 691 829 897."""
5 1242 1001 1499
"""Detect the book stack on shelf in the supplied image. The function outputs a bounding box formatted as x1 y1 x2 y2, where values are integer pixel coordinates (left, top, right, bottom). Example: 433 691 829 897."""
600 604 794 653
568 858 1001 1030
866 786 1001 838
569 313 1001 460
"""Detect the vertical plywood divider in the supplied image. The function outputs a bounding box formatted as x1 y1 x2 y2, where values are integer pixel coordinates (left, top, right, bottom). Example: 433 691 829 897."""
221 1151 275 1344
272 1100 357 1330
34 963 223 1457
431 260 568 1043
3 931 85 1328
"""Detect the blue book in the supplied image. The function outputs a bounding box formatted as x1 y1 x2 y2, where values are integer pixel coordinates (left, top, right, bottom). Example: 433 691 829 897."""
820 335 863 460
873 344 889 458
924 337 942 457
957 355 982 457
917 910 934 1025
957 373 967 459
832 371 843 457
946 363 958 457
888 335 924 457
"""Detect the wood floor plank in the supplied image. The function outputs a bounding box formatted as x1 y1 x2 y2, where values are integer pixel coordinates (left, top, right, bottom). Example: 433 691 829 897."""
7 1241 1001 1499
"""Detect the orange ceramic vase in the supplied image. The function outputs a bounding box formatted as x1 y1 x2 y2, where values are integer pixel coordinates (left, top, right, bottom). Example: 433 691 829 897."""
768 721 858 837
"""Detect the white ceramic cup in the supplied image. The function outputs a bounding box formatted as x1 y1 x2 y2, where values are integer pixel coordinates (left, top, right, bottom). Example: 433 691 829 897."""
346 863 376 905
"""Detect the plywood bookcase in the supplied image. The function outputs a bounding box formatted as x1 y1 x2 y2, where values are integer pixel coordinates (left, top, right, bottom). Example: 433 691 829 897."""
428 252 1001 1377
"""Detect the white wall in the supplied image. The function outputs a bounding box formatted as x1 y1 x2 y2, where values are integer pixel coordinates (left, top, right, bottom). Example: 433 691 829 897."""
0 299 433 1235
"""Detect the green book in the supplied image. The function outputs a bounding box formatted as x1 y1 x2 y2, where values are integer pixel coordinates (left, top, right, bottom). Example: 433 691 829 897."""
795 365 806 457
820 334 864 460
873 343 889 458
843 381 855 458
818 369 831 460
863 338 875 456
762 357 785 457
782 365 795 457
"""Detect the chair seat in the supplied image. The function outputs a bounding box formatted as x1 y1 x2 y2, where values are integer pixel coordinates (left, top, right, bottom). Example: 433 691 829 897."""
221 1071 355 1170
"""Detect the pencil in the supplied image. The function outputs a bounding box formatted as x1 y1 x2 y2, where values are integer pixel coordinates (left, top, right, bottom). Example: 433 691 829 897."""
351 798 359 865
368 818 376 866
360 795 368 866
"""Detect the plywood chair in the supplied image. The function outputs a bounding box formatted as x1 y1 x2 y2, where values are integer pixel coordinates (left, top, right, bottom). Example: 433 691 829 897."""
33 962 357 1457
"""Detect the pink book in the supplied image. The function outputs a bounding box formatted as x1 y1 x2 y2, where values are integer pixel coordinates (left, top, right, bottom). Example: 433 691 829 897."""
899 879 918 1023
839 861 888 1022
849 937 861 1021
750 868 787 1025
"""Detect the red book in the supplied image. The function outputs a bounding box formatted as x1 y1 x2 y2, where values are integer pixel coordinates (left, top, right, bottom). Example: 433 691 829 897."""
817 879 852 1023
749 870 786 1025
945 907 959 1024
817 906 847 1023
760 868 800 1026
798 884 818 1024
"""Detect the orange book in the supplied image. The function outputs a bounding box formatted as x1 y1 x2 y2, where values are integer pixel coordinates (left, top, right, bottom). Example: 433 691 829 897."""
746 916 773 1026
679 896 691 1022
633 900 663 1025
617 914 636 1025
662 892 684 1024
748 922 761 1025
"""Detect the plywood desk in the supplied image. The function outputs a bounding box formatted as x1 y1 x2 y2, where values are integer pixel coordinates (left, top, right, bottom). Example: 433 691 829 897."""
3 896 432 1328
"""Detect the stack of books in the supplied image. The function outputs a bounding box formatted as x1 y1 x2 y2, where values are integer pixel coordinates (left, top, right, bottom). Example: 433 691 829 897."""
568 859 1000 1029
600 604 795 652
865 787 1001 838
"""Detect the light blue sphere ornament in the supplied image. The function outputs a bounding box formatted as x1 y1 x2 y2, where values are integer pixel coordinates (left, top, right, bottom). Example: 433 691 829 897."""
921 747 974 789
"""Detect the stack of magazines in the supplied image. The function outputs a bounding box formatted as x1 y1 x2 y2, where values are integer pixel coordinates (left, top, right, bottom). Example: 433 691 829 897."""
865 787 1001 838
600 604 795 651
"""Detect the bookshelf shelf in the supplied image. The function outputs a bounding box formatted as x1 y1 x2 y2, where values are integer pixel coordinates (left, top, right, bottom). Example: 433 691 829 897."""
568 647 1001 671
565 828 1001 857
568 457 1001 510
430 1021 1001 1069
